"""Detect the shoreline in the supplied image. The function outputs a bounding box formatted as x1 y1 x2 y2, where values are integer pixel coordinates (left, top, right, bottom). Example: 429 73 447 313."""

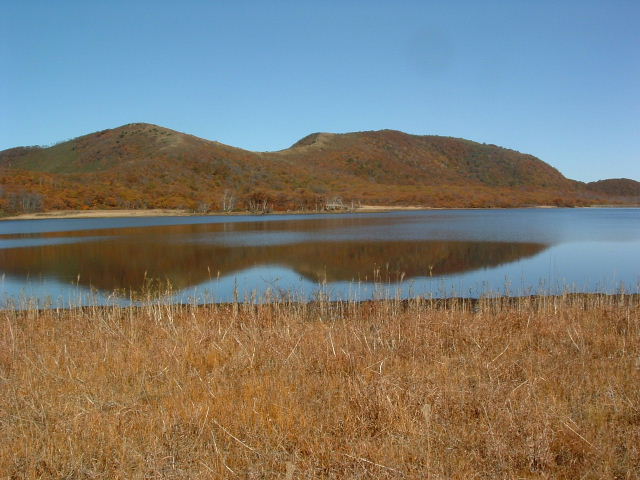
1 204 637 221
0 205 454 221
4 292 637 313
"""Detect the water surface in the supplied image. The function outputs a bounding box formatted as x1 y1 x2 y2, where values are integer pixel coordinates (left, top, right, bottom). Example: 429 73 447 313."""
1 208 638 307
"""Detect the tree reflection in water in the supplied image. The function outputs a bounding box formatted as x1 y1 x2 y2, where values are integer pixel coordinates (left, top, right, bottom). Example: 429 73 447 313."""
0 233 548 297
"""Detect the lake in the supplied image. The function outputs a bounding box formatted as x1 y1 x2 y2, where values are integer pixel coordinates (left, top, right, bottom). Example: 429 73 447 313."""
1 208 639 307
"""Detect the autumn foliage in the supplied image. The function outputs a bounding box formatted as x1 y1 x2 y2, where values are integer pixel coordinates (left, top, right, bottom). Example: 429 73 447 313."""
0 123 635 215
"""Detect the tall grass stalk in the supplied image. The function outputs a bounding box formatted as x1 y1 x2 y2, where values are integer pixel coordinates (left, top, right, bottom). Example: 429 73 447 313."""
0 292 638 478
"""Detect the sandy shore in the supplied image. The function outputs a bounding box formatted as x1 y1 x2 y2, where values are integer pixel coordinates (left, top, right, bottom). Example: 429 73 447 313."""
0 206 433 221
0 209 196 221
354 205 425 212
6 204 626 222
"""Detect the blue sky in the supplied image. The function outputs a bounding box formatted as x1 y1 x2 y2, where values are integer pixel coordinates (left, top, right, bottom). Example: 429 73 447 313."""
1 0 638 182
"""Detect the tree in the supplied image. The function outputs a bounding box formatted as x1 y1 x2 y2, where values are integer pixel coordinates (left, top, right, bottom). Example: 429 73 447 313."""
244 190 272 214
222 189 236 212
6 190 44 213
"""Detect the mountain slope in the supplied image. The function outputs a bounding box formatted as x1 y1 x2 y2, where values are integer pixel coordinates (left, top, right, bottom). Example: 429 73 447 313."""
0 123 632 214
270 129 573 189
587 178 640 198
0 124 258 174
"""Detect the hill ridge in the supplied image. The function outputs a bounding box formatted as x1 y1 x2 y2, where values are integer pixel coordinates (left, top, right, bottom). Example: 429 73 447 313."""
1 123 638 214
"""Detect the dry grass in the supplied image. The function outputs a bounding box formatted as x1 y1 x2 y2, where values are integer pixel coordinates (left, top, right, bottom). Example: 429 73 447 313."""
1 294 639 479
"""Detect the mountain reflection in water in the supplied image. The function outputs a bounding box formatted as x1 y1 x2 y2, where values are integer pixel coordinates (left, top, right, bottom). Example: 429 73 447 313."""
0 235 548 295
2 209 638 305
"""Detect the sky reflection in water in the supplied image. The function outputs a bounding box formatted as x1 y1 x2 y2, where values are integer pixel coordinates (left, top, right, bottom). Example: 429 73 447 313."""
1 208 639 307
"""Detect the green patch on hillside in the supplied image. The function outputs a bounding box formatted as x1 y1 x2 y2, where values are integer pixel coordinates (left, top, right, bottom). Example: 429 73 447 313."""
7 140 82 174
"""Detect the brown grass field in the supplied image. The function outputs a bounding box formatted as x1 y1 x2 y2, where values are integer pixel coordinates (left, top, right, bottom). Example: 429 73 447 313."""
1 294 639 478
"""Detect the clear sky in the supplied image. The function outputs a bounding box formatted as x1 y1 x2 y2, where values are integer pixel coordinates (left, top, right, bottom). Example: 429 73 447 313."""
1 0 638 182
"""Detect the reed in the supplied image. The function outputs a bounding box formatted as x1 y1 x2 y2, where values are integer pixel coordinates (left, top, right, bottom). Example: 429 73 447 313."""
1 293 638 478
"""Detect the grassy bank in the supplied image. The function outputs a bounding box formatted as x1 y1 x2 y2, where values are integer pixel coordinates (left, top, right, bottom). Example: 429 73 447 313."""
1 295 639 478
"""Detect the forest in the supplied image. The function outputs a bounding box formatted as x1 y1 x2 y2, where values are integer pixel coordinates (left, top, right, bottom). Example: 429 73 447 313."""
1 123 638 215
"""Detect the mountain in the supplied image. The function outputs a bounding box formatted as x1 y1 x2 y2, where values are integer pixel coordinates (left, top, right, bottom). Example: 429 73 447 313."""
586 178 640 198
0 123 633 214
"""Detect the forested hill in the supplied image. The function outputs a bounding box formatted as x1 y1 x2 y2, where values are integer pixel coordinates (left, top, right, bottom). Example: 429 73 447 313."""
0 123 635 214
586 178 640 198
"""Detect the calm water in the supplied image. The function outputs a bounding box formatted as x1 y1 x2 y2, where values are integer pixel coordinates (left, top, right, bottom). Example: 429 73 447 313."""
1 208 639 307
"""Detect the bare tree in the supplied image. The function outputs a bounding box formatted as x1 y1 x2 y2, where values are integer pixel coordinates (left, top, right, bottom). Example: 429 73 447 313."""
7 190 44 213
247 197 270 214
196 202 211 214
222 190 236 212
